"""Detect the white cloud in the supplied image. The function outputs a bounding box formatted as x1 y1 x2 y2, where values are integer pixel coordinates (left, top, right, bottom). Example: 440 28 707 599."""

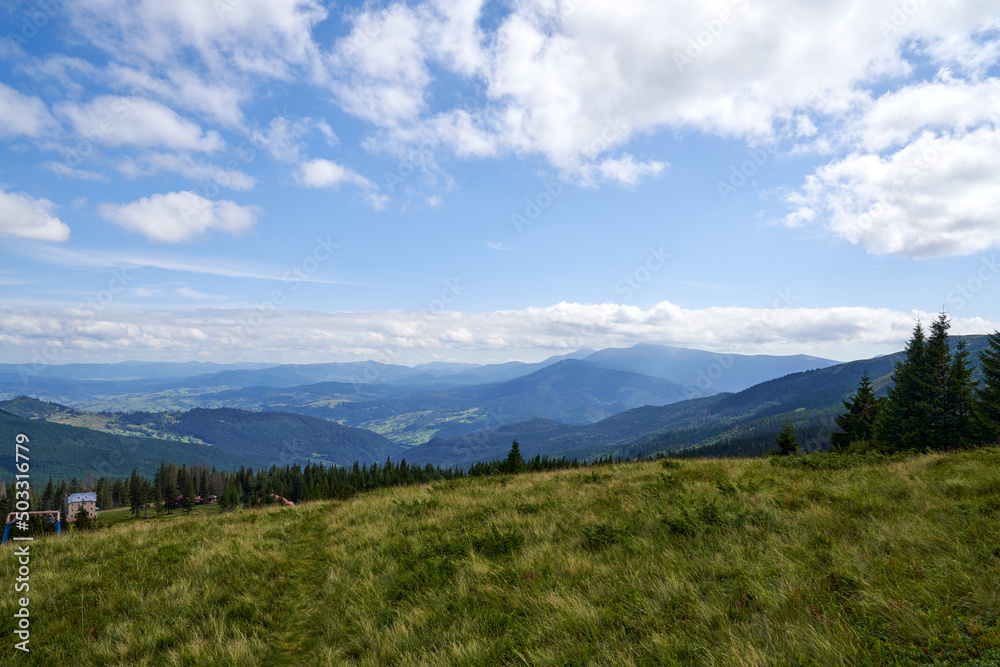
853 77 1000 152
327 0 998 187
0 190 71 242
594 155 667 187
176 287 224 301
56 96 223 152
21 244 351 285
1 301 993 364
98 191 259 243
297 158 374 189
252 116 337 163
107 65 248 127
787 127 1000 257
296 158 388 209
43 162 108 182
68 0 328 79
117 153 255 190
0 83 56 139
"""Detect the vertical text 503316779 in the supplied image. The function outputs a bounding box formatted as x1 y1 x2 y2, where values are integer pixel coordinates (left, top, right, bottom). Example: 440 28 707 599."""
12 433 33 653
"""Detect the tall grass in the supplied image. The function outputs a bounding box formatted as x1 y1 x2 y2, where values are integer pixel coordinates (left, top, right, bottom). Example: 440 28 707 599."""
3 449 1000 665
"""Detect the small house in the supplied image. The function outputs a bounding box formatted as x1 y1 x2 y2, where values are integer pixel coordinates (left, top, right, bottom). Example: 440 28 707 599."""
66 492 98 522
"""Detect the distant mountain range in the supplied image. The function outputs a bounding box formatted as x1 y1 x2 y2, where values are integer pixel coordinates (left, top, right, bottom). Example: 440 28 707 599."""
404 335 992 466
0 335 991 480
0 344 837 442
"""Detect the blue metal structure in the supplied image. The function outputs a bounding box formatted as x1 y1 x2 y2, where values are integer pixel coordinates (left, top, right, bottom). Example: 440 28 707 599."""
2 511 62 544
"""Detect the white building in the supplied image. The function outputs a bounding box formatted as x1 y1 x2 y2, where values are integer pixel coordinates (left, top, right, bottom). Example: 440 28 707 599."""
67 492 98 522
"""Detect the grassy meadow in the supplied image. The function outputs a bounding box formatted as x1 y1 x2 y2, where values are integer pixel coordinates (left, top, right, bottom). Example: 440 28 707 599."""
3 449 1000 665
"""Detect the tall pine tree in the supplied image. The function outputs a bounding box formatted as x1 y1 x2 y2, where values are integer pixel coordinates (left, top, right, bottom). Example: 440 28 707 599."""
945 339 977 447
976 330 1000 443
833 372 881 451
775 421 799 456
876 321 932 452
923 313 954 449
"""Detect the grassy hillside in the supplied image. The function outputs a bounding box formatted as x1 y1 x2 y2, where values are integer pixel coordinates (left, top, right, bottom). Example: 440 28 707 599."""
3 449 999 665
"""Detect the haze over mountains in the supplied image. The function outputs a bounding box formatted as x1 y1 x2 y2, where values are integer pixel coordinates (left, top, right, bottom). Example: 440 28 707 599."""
5 338 989 481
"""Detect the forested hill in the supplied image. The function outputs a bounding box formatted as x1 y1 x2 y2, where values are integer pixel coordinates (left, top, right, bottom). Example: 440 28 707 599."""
113 407 404 468
0 409 253 481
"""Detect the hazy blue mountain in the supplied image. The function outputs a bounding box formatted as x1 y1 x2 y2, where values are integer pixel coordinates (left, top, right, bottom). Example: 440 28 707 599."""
328 359 700 444
426 349 597 385
405 335 992 466
1 360 274 382
582 343 837 393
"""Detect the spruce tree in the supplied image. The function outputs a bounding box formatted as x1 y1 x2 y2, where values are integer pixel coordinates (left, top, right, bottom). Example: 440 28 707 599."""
875 321 932 452
975 330 1000 443
924 313 954 449
776 421 799 456
504 440 526 473
833 372 881 451
945 339 977 448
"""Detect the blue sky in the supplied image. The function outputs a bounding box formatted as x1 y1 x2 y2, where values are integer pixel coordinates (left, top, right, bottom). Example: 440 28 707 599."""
1 0 999 366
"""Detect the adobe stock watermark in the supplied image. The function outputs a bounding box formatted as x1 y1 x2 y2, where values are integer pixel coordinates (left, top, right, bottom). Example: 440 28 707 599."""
685 287 797 397
946 255 999 311
673 0 750 72
512 117 630 234
853 135 951 230
717 143 778 202
227 236 339 349
5 0 65 49
878 0 930 39
614 246 671 300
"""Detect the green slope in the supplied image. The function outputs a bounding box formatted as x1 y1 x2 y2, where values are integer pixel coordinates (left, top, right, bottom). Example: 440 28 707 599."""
0 409 253 481
2 450 999 664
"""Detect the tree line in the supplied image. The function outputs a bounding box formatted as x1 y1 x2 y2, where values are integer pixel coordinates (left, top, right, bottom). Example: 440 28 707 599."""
834 317 1000 453
0 441 656 523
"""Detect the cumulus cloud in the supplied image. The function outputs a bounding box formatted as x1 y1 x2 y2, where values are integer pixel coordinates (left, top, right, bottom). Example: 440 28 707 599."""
98 191 259 243
324 0 992 186
787 127 1000 257
852 77 1000 152
297 159 373 189
1 301 993 365
0 190 71 241
56 96 223 152
0 82 56 139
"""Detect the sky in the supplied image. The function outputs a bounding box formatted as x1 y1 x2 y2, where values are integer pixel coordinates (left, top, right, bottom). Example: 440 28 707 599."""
1 0 999 368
